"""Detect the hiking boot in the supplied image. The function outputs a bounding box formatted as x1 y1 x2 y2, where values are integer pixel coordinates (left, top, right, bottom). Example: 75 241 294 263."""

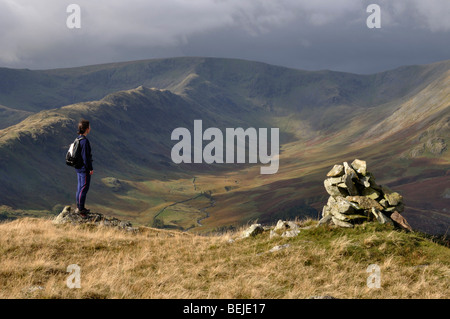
78 208 90 217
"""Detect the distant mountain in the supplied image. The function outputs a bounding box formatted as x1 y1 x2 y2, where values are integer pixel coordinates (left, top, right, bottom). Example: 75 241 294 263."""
0 57 448 235
1 57 448 113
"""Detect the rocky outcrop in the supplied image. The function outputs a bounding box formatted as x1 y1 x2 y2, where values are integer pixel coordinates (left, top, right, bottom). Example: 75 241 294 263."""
53 206 138 232
319 159 412 231
240 219 314 240
390 211 413 232
240 223 264 238
271 220 301 238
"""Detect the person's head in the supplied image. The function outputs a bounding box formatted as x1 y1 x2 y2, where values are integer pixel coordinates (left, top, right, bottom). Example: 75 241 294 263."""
77 119 91 135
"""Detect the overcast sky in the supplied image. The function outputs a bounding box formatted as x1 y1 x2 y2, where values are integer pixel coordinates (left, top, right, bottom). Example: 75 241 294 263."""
1 0 449 74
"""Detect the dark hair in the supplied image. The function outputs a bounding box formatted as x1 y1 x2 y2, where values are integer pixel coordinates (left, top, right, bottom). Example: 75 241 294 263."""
77 119 90 134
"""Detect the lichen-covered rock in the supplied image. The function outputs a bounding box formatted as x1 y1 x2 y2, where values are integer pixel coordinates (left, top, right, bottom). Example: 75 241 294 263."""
318 214 333 226
241 224 264 238
371 208 393 225
53 206 84 225
385 192 403 206
390 211 413 232
270 220 301 238
343 173 359 196
274 220 298 231
330 197 356 215
362 187 380 200
281 229 300 238
385 203 405 213
346 196 384 211
357 175 371 188
269 244 290 253
379 199 389 208
331 217 353 228
324 178 346 197
327 164 344 177
322 205 332 217
351 159 367 176
343 162 358 181
53 206 137 232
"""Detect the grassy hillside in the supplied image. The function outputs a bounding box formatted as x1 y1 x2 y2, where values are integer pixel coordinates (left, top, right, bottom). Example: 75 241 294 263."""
0 217 448 299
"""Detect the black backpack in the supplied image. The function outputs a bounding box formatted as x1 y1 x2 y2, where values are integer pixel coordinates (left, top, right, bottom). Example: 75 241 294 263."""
66 136 85 168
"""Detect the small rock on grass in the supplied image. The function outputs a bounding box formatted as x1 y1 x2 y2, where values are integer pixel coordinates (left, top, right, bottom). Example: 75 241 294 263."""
241 224 264 238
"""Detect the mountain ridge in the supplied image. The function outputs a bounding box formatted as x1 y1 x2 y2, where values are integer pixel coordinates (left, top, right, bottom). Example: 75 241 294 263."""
1 57 449 113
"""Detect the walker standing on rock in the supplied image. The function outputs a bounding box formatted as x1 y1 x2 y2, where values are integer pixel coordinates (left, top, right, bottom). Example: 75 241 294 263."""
74 119 94 217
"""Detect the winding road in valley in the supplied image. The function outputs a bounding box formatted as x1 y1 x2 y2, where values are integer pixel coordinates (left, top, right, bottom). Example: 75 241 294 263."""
153 176 215 231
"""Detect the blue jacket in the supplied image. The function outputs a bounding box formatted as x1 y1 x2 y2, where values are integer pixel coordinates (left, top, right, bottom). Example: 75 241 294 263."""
75 135 93 174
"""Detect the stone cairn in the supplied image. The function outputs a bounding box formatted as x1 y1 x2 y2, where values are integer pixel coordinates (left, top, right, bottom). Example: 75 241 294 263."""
318 159 412 231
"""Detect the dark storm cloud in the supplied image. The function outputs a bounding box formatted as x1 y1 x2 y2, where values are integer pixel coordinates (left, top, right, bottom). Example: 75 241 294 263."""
0 0 449 74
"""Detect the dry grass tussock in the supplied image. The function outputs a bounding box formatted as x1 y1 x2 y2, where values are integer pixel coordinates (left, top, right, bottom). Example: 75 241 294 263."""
0 217 448 299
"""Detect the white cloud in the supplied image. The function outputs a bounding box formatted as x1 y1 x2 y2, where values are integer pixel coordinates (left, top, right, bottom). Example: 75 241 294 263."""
375 0 450 31
411 0 450 32
0 0 448 70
